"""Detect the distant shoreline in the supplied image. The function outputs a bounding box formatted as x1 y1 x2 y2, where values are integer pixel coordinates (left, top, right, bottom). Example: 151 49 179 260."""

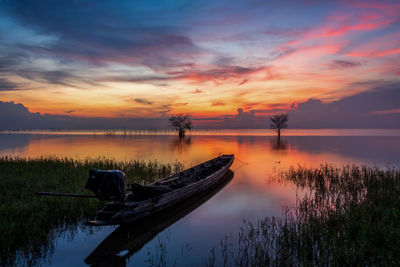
1 128 400 137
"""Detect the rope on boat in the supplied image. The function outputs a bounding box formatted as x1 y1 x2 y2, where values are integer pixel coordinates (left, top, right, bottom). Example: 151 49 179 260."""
232 156 249 172
235 157 249 165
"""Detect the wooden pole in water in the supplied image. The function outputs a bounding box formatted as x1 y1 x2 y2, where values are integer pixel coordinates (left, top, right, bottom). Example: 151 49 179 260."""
36 192 98 198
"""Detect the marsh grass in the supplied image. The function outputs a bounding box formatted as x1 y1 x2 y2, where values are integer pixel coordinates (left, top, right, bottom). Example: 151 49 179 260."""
212 164 400 266
0 156 183 266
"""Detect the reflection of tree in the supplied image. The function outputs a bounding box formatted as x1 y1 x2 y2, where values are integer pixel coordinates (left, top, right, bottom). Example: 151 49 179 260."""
171 136 192 153
271 136 287 150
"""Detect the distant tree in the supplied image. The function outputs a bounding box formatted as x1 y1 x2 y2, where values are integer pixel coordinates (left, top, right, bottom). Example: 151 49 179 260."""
168 114 192 138
270 113 289 143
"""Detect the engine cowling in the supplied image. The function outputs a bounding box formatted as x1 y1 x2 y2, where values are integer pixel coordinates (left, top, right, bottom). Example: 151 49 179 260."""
86 170 126 202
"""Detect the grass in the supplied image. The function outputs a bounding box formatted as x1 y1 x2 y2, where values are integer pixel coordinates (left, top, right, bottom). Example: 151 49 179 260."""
209 164 400 266
0 156 183 266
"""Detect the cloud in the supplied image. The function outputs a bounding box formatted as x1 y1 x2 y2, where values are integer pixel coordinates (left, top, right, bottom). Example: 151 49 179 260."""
210 82 400 129
0 78 18 91
167 65 278 84
1 1 201 71
271 2 400 63
325 60 362 69
0 100 169 130
262 28 306 37
211 101 225 106
14 70 89 87
238 79 249 86
133 98 154 105
347 47 400 57
372 108 400 115
218 108 265 128
99 64 277 86
193 89 202 94
289 82 400 128
2 81 400 129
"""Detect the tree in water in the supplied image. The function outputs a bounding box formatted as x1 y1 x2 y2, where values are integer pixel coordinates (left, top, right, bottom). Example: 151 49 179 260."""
168 114 192 138
270 113 289 144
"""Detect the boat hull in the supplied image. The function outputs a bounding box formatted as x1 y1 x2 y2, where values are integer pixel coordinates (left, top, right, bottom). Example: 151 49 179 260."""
88 154 234 225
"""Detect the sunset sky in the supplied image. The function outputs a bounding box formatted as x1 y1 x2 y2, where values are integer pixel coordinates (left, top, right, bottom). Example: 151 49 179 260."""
0 0 400 128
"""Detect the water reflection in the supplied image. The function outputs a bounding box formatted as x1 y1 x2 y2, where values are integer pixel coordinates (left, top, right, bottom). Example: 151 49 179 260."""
170 136 192 153
270 137 288 151
85 171 234 266
0 133 399 167
0 131 399 266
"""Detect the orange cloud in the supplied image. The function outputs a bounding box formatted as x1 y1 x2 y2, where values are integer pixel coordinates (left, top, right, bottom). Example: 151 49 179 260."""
211 101 226 106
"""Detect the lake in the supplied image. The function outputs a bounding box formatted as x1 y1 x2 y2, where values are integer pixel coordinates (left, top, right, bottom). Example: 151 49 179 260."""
1 129 400 266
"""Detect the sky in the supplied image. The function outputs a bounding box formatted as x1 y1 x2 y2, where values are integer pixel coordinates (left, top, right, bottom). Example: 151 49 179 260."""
0 0 399 129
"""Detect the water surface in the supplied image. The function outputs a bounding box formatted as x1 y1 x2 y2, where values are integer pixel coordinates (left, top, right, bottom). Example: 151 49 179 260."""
1 129 399 266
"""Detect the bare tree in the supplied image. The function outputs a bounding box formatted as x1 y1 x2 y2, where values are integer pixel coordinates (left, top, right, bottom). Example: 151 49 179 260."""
168 114 192 138
270 113 289 143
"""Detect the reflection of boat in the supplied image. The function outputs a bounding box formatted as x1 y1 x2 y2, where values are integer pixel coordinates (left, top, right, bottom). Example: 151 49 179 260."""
85 170 234 266
87 155 234 226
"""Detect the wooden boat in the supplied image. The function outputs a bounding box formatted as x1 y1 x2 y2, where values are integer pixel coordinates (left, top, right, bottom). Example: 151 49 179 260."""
85 170 234 265
87 154 234 225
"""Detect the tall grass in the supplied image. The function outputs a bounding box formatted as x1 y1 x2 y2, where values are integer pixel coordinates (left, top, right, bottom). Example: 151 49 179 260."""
0 156 183 266
210 164 400 266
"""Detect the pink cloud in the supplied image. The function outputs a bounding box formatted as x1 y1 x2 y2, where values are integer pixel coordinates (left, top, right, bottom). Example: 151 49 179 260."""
347 47 400 57
308 12 395 39
273 2 399 63
375 47 400 57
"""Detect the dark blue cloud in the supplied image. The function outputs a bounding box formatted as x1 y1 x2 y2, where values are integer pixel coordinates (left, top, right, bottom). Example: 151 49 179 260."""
1 0 201 70
0 100 168 130
0 78 18 91
289 82 400 128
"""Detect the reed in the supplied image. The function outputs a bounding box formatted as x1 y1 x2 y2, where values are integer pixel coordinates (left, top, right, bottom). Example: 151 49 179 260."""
213 164 400 266
0 156 183 266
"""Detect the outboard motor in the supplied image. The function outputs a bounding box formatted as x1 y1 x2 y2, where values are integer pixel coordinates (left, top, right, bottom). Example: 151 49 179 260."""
86 170 126 202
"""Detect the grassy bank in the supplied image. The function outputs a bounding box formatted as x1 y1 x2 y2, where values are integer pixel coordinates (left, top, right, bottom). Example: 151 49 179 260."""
210 165 400 266
0 156 183 266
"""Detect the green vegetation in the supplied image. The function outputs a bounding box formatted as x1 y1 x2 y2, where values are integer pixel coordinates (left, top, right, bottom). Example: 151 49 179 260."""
0 156 183 266
210 165 400 266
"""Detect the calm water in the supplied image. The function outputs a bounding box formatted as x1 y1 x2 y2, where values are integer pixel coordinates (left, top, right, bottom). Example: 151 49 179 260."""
1 129 400 266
